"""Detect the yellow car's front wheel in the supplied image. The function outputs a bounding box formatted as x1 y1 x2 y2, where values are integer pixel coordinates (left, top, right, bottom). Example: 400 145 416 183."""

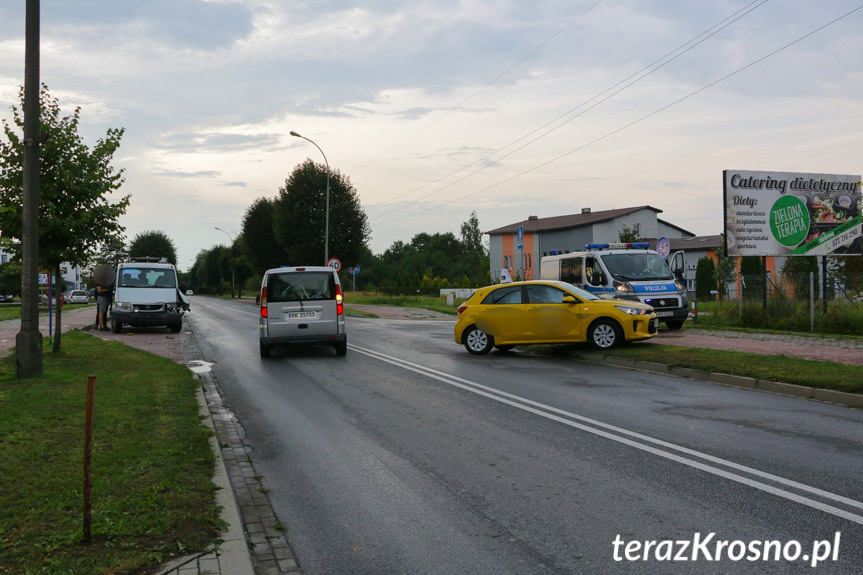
588 319 621 350
463 325 494 355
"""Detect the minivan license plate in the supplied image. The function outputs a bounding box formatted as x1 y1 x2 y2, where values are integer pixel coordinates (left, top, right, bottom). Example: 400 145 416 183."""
287 311 316 319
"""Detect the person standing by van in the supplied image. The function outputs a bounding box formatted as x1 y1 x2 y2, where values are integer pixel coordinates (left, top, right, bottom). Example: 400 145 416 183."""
96 283 111 331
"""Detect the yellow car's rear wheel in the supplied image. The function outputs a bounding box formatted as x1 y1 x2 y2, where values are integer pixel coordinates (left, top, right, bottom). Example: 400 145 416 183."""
463 325 494 354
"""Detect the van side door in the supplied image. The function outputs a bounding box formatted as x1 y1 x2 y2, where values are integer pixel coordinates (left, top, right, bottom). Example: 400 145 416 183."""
560 256 585 288
584 256 609 294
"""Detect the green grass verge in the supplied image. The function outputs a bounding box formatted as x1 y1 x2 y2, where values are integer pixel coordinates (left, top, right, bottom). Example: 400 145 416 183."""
576 342 863 394
0 331 221 575
0 303 94 322
343 307 379 318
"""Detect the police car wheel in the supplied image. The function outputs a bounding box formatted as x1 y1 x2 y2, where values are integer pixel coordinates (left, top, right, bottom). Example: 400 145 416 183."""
589 319 621 350
464 326 494 355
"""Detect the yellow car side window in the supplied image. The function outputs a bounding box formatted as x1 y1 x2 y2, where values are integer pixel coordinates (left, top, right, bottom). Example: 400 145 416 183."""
526 285 567 304
483 286 523 305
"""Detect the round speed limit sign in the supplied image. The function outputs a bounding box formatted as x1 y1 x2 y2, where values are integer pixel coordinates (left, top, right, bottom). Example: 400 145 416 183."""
327 258 342 272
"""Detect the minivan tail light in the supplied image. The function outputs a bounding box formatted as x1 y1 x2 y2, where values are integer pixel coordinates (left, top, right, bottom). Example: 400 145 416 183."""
260 288 268 318
335 284 343 315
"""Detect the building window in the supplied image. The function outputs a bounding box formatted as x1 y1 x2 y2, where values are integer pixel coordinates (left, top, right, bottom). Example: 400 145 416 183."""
524 253 532 270
504 255 512 269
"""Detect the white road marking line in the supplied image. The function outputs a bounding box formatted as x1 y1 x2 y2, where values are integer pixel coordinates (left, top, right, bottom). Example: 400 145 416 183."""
351 344 863 526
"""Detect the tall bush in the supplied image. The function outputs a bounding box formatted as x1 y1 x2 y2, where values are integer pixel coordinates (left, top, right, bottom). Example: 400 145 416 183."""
695 257 716 300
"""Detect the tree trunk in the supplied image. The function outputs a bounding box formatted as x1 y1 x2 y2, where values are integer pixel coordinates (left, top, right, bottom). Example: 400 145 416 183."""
52 263 62 353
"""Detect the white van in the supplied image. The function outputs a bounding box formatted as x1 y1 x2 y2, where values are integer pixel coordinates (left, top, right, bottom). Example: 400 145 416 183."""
540 243 688 329
111 258 190 333
258 266 347 357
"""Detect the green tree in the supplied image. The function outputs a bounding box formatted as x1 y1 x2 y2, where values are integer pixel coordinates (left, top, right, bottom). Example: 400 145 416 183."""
273 159 370 267
231 235 254 297
739 256 763 300
618 224 639 243
128 230 178 265
828 255 863 300
714 243 737 301
0 84 129 352
694 256 716 300
94 236 128 267
189 249 209 293
203 248 223 290
460 210 483 255
781 256 819 299
0 263 20 297
240 197 287 275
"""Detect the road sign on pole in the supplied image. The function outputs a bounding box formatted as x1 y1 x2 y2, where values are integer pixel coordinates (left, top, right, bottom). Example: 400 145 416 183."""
327 258 342 272
657 237 670 260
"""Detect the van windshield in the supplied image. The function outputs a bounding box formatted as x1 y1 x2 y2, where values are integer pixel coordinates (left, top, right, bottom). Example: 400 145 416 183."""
601 253 674 282
118 268 177 288
268 272 335 302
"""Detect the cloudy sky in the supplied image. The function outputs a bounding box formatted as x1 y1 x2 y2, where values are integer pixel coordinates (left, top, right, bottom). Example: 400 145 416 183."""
1 0 861 270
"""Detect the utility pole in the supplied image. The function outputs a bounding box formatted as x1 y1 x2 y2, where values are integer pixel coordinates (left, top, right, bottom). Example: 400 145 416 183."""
16 0 42 377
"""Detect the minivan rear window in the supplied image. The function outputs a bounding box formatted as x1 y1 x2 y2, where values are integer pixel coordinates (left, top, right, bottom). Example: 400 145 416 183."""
267 272 335 303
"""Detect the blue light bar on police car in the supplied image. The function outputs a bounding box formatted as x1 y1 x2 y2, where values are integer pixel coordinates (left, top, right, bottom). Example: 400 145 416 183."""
585 242 650 250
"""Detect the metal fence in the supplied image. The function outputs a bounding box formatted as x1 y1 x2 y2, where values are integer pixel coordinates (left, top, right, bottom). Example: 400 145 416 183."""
697 273 863 334
724 273 863 304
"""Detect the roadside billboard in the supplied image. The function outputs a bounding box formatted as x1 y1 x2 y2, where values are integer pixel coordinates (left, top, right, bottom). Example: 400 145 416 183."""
723 170 862 257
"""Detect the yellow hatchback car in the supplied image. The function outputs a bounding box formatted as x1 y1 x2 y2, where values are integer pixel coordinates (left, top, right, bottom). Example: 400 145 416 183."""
454 280 658 354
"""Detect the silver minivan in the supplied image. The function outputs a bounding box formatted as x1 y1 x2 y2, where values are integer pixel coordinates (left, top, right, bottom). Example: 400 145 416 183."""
258 266 347 357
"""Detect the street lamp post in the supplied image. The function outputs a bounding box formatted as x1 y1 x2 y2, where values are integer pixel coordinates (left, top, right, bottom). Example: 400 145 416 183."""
214 227 236 298
290 130 330 266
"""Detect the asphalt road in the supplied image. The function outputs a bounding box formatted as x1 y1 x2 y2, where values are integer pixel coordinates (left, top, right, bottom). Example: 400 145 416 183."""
187 297 863 575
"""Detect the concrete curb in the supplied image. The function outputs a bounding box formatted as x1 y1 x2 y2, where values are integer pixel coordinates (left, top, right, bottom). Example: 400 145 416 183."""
155 384 256 575
180 315 303 575
195 367 303 575
576 353 863 408
200 380 257 575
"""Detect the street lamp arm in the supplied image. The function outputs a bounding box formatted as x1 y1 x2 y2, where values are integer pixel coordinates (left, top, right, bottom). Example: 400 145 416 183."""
214 226 235 243
290 131 328 170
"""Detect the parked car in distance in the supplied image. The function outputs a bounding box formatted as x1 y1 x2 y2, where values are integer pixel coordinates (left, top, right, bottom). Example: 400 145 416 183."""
186 289 194 296
454 280 658 354
0 294 14 303
67 290 89 304
258 266 347 357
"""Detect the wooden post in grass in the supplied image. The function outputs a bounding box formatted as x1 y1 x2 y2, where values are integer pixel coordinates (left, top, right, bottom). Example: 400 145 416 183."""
83 375 96 541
